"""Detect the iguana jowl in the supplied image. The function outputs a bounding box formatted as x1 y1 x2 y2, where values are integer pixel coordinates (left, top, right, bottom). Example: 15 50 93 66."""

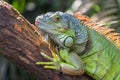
35 11 120 80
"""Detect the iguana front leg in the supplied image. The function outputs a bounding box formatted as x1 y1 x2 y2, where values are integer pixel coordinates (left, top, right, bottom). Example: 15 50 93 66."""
36 49 85 75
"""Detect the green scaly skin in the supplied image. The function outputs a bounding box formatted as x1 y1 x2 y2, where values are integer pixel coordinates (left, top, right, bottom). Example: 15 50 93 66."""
35 11 120 80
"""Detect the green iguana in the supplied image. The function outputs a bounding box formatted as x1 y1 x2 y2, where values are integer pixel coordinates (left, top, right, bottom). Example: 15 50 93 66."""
35 11 120 80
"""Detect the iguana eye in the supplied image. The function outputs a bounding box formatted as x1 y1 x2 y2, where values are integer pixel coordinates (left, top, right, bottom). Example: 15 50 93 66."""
53 16 61 22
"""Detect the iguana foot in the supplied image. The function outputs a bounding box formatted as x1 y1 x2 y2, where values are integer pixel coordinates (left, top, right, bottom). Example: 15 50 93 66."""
36 52 61 70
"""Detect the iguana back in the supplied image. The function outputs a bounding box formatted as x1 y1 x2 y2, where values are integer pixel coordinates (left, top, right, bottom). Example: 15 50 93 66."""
74 12 120 80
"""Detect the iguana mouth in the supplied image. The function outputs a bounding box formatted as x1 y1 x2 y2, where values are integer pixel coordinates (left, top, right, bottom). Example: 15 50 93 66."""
35 19 41 25
35 17 61 35
35 15 43 26
35 14 69 34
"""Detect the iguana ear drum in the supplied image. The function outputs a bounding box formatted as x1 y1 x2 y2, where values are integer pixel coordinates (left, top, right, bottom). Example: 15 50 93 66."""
57 34 74 48
63 36 74 48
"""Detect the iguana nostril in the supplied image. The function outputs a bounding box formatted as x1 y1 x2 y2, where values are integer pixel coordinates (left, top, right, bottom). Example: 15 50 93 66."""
35 20 40 25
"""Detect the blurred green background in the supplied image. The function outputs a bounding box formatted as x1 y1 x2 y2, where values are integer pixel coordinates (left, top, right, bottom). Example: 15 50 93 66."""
0 0 120 80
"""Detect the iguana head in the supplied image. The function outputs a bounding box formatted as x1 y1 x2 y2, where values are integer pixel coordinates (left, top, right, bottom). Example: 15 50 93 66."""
35 11 75 35
35 11 88 48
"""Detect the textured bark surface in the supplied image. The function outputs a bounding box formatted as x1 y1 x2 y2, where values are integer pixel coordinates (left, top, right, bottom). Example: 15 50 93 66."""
0 1 92 80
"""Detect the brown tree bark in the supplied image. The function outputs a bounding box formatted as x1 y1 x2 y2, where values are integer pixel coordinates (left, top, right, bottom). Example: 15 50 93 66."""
0 1 92 80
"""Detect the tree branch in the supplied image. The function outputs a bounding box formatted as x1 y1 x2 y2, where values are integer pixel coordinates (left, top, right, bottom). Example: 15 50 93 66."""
0 1 92 80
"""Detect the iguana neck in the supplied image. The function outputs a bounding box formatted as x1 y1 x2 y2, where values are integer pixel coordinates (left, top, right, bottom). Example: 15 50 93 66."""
74 13 120 48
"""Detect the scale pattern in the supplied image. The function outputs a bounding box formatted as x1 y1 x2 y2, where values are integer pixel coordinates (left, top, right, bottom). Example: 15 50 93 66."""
74 12 120 48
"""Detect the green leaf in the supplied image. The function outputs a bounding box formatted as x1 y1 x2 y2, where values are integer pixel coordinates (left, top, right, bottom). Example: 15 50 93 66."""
12 0 26 13
93 4 101 12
